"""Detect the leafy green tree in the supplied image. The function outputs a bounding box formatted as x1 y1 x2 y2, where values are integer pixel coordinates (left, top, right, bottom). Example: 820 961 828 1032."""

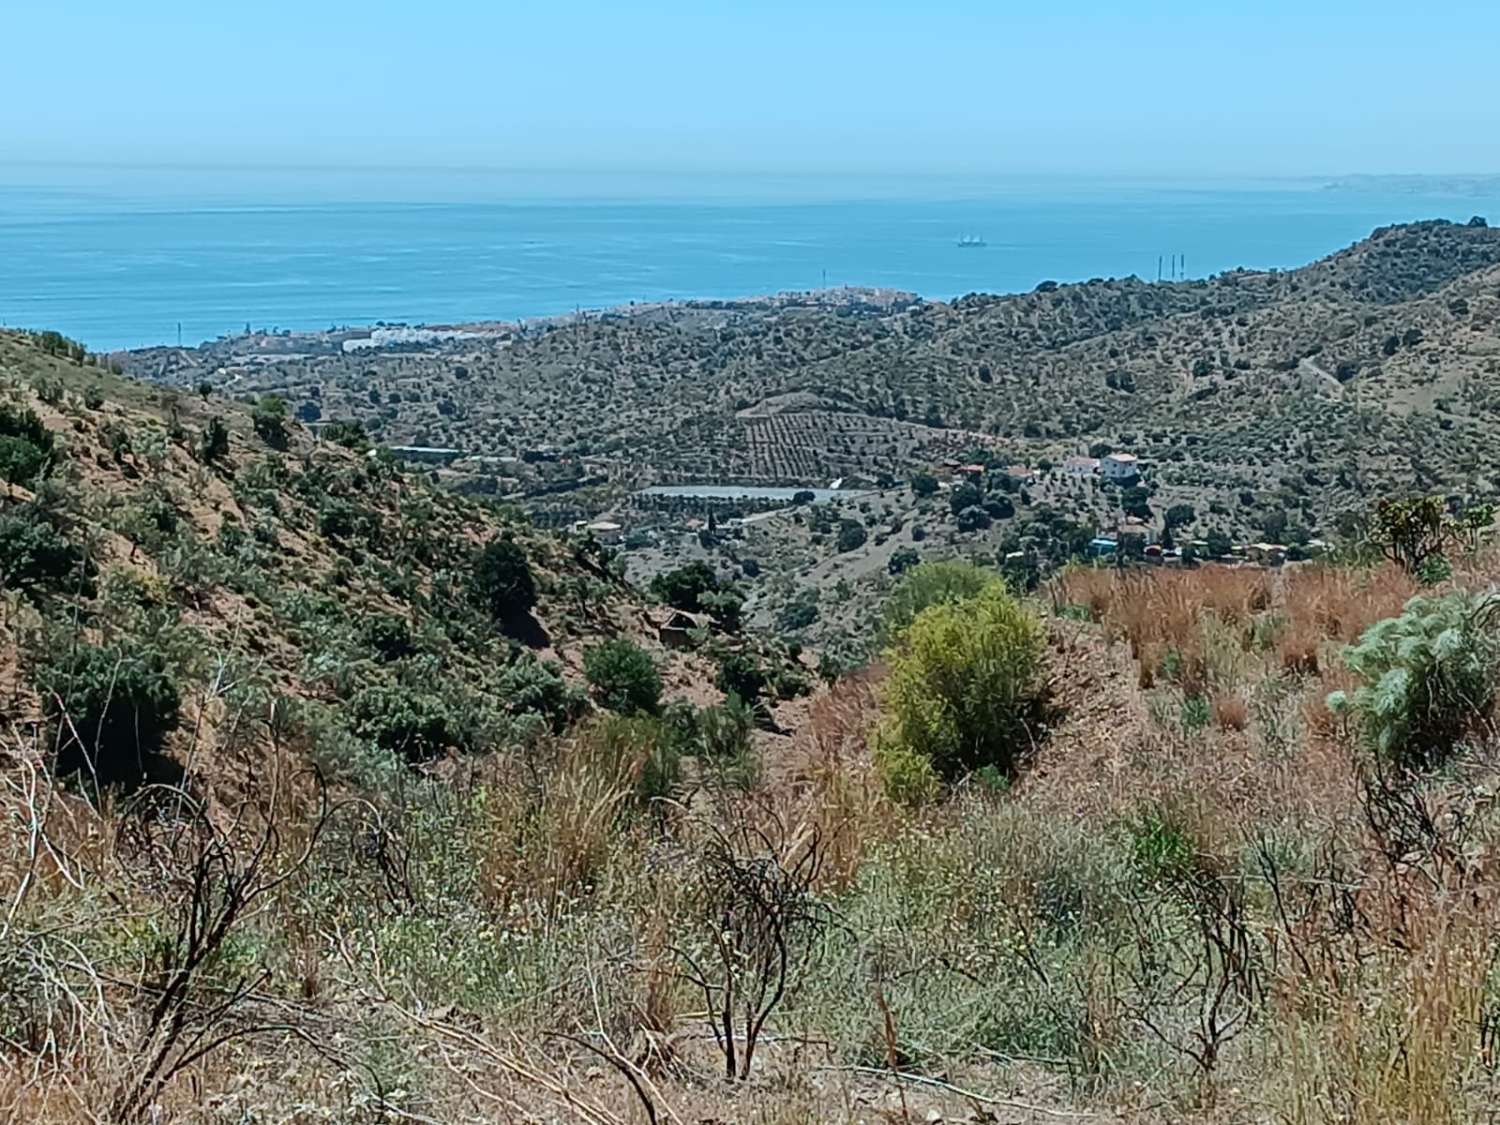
322 420 370 451
887 547 921 576
777 591 819 631
650 560 720 612
911 471 939 498
1371 496 1448 575
836 519 868 553
983 496 1015 520
699 587 745 631
949 481 983 516
1122 485 1153 521
472 537 537 622
875 582 1045 800
584 638 663 714
955 505 991 533
1205 528 1234 558
1165 503 1196 530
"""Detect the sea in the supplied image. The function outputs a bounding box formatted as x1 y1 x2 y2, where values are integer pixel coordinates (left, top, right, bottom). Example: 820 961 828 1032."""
4 166 1499 352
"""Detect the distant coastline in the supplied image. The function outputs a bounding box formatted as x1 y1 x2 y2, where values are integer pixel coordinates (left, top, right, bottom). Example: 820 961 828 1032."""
9 181 1500 352
1322 173 1500 197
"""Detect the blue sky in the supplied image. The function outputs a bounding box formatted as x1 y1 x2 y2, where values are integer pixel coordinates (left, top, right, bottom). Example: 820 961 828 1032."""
7 0 1498 177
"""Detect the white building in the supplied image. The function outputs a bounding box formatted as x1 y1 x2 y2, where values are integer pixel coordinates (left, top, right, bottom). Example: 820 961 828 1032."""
1101 452 1140 482
584 520 624 545
1062 455 1100 478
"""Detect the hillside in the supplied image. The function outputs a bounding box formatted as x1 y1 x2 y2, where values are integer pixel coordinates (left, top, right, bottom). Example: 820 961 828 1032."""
11 323 1500 1123
0 329 822 789
124 219 1500 522
113 219 1500 659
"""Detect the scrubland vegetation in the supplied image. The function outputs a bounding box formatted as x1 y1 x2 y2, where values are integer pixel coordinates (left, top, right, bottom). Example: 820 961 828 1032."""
9 262 1500 1125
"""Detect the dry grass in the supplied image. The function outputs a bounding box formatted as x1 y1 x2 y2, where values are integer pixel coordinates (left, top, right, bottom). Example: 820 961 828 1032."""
11 557 1500 1123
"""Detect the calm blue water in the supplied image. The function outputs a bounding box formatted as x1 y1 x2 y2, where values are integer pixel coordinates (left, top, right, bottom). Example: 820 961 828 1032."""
3 169 1498 351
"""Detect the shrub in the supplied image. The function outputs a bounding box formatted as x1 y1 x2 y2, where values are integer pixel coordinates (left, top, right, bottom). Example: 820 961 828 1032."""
880 559 994 640
778 592 820 631
360 613 415 662
873 740 941 806
888 547 921 575
583 638 662 714
582 713 682 804
697 694 758 787
715 651 766 705
492 653 584 733
1327 592 1499 770
350 683 467 761
1370 496 1449 575
37 642 181 783
322 420 370 450
911 471 939 497
699 586 745 631
836 519 867 553
251 396 289 450
875 581 1045 791
955 505 991 533
949 481 983 515
0 507 86 594
471 537 537 622
650 560 720 612
1127 805 1199 885
198 417 230 463
0 404 56 485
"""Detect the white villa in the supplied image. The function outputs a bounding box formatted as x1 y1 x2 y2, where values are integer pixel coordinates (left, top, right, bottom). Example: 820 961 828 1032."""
1101 452 1141 482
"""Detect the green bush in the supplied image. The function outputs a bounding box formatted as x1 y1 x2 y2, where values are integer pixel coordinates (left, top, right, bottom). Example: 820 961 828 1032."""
880 559 995 640
697 693 758 788
37 643 182 783
777 592 820 631
650 560 720 612
875 581 1045 799
1327 592 1499 769
198 417 230 463
888 547 921 575
322 420 370 450
836 519 867 553
360 613 415 662
584 713 682 804
0 404 56 485
492 653 584 733
583 638 662 714
350 682 468 761
471 537 537 622
715 650 766 705
873 740 941 806
0 507 87 594
251 396 290 450
949 481 983 515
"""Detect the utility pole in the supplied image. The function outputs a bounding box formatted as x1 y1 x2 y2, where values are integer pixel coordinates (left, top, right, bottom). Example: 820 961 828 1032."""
1157 255 1162 282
